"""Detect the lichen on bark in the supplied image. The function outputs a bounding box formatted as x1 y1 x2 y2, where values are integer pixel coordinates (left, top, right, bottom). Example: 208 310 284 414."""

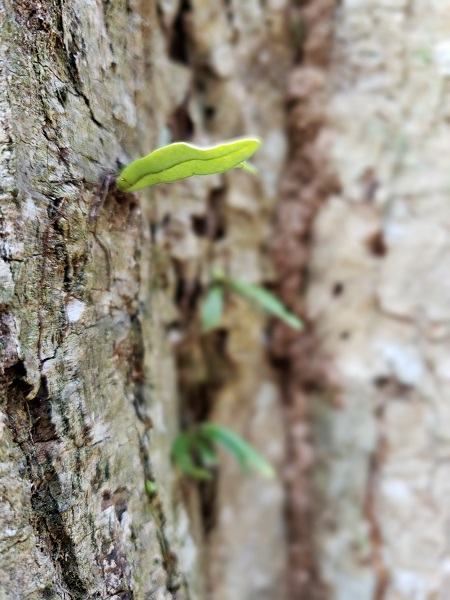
0 1 199 597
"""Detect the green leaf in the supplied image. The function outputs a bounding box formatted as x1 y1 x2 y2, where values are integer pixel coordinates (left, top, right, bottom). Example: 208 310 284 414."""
172 432 212 480
200 423 275 478
194 435 219 467
117 138 260 192
227 279 302 330
201 284 224 332
237 161 259 175
145 480 158 495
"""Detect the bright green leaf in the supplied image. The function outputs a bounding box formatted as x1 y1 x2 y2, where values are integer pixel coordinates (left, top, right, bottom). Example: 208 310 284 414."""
117 138 260 193
201 284 224 332
145 480 158 495
200 423 275 479
228 279 302 330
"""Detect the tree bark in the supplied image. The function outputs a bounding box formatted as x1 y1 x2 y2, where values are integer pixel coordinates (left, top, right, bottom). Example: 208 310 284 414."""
274 1 450 598
0 1 200 597
0 1 293 599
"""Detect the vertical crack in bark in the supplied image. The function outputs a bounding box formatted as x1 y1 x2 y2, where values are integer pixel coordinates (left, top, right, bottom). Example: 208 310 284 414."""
270 1 339 597
366 448 389 600
3 365 89 598
128 309 190 597
38 197 69 366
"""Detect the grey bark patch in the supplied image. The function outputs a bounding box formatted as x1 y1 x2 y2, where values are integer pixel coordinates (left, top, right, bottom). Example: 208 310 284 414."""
4 372 87 596
1 0 198 597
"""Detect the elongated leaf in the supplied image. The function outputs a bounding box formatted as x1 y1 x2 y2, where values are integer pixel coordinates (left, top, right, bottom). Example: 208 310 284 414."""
172 432 212 480
228 279 302 330
201 423 275 478
201 284 224 332
117 138 260 192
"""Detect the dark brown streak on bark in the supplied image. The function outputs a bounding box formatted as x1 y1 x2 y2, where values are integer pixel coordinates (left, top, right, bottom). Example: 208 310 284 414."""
365 404 390 600
112 256 187 593
38 197 67 366
140 427 186 596
88 175 121 292
3 364 89 598
270 1 340 597
129 314 187 596
62 7 107 132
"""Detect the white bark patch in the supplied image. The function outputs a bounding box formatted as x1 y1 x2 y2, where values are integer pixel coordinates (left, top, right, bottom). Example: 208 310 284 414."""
65 298 86 323
0 259 14 304
434 41 450 76
375 340 424 386
0 413 6 441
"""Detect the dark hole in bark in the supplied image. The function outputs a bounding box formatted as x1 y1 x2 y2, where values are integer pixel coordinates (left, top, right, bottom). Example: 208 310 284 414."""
367 230 387 257
169 103 194 141
204 105 216 120
191 190 227 239
332 282 344 296
169 0 191 64
191 215 208 236
28 377 59 443
102 490 113 510
199 479 217 535
161 214 171 228
47 196 64 220
174 275 202 313
373 376 412 395
113 486 130 523
56 86 68 105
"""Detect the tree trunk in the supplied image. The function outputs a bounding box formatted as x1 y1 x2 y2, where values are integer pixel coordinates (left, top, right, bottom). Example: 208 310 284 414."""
0 1 292 598
1 1 195 597
4 1 444 599
274 1 450 598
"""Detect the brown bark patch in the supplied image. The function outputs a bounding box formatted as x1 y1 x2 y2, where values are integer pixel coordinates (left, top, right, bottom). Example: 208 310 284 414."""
271 1 340 598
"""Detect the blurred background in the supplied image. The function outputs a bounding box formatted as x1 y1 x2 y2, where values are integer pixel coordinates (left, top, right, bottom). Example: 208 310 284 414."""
157 1 450 599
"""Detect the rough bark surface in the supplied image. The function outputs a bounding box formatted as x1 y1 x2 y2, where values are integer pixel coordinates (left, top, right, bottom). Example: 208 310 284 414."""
310 2 450 598
273 1 450 599
1 1 294 599
0 1 198 597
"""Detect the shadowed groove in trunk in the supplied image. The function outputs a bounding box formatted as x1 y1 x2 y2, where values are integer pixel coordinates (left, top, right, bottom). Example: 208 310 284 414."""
271 1 339 597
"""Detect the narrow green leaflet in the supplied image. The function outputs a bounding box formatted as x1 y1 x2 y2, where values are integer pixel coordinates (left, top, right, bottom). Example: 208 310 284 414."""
172 432 212 480
228 279 302 330
201 284 224 332
172 424 274 480
201 423 275 479
117 138 260 192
